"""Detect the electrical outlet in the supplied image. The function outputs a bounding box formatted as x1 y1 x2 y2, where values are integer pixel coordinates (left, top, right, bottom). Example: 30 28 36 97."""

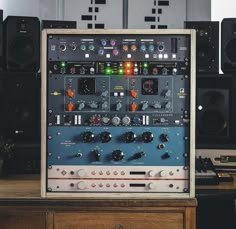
63 0 123 29
128 0 187 29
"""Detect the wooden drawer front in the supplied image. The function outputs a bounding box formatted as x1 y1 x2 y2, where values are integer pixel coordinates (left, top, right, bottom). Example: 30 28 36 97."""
54 212 183 229
0 211 46 229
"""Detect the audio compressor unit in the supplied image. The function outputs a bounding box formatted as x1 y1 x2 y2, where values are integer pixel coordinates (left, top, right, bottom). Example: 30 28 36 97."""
41 29 196 198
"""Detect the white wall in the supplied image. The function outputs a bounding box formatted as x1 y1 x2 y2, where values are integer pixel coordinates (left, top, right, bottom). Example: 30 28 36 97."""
211 0 236 21
0 0 212 23
0 0 61 20
187 0 211 21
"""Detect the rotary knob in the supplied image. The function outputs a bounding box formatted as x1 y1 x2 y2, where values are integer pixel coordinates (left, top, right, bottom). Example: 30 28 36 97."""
66 88 74 97
133 151 145 159
152 102 162 109
101 39 107 46
112 116 121 126
142 131 154 143
130 102 137 112
113 49 119 56
77 169 87 177
101 90 109 97
122 116 131 125
164 101 171 109
124 131 136 143
142 102 149 111
98 48 105 55
148 182 156 190
130 89 137 98
160 133 169 142
101 116 110 125
159 170 168 177
112 150 124 161
116 102 122 111
77 181 87 190
67 102 74 111
148 170 156 177
89 102 98 109
92 150 101 161
82 131 95 142
100 131 112 143
89 116 100 125
78 102 85 111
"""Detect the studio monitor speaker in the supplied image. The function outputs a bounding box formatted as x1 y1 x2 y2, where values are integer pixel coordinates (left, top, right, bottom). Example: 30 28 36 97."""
0 73 40 143
221 18 236 73
4 16 40 72
185 21 219 73
196 74 236 149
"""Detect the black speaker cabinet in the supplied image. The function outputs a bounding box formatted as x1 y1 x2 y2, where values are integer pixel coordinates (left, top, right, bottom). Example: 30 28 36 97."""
6 143 40 174
196 74 236 149
0 72 40 143
185 21 219 73
4 16 40 72
0 10 3 70
221 18 236 73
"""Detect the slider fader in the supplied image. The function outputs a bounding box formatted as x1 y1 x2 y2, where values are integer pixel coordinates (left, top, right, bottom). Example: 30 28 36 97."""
41 29 196 198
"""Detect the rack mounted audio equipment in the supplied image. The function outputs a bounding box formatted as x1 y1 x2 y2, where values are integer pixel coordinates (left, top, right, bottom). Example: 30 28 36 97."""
41 29 196 198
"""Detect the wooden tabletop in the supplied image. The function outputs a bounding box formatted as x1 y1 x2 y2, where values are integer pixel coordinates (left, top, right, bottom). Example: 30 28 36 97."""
0 175 40 199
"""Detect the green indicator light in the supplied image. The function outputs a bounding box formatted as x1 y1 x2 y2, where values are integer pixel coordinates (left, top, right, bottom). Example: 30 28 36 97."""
105 67 112 75
143 62 148 68
118 69 123 74
61 62 66 67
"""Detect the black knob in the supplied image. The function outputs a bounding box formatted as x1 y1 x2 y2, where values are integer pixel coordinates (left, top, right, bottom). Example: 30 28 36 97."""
160 133 169 142
162 152 170 159
124 131 136 143
82 131 95 142
133 152 145 159
142 131 154 143
92 150 101 161
100 131 112 143
112 150 124 161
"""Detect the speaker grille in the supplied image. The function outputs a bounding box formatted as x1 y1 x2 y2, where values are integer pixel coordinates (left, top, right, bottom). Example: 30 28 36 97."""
221 18 236 73
196 74 236 149
0 73 40 143
185 21 219 73
4 16 40 72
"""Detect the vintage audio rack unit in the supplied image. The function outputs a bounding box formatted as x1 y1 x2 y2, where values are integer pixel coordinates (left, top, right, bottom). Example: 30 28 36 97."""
41 29 196 198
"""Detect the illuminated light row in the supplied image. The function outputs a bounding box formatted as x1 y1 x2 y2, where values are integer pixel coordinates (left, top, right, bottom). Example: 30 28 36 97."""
61 61 149 76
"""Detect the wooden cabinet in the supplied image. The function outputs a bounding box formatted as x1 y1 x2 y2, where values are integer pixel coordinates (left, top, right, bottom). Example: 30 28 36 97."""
0 176 196 229
0 209 47 229
54 212 183 229
0 199 196 229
